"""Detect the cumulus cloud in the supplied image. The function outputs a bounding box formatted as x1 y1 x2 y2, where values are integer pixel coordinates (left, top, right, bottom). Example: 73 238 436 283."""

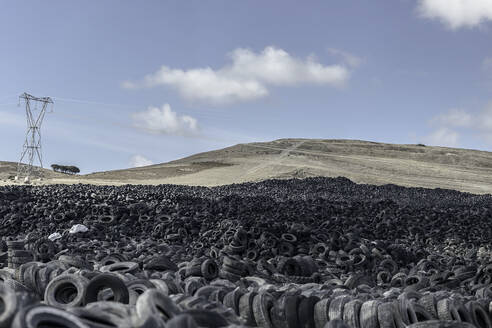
417 0 492 29
431 109 474 128
327 48 363 68
426 103 492 146
477 104 492 130
130 155 153 168
432 105 492 131
123 46 351 104
423 127 460 147
131 104 199 136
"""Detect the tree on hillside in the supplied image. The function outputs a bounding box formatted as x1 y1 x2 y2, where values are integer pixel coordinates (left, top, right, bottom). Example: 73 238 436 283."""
51 164 81 175
67 166 80 174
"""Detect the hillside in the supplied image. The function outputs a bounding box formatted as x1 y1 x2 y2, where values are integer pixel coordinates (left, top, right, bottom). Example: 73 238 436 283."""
2 139 492 194
0 162 66 181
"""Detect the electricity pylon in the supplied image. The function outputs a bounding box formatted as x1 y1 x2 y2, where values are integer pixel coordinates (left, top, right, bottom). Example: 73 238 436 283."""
17 93 54 181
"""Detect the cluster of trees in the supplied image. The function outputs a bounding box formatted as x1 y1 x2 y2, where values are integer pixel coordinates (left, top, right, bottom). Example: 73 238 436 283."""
51 164 80 175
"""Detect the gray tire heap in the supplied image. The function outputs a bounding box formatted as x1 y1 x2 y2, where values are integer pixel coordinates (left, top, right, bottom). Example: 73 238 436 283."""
0 177 491 327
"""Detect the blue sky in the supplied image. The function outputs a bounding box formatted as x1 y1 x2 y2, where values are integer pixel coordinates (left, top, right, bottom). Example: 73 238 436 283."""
2 0 492 173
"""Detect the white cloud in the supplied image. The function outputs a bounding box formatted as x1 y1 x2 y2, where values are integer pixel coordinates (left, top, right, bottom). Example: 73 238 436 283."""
423 127 460 147
417 0 492 29
327 48 363 68
477 103 492 130
130 155 153 168
127 66 268 104
123 46 351 104
131 104 199 136
432 109 474 127
432 105 492 131
426 103 492 146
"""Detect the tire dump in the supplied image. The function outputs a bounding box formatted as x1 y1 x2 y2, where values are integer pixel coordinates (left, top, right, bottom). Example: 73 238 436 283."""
0 177 491 328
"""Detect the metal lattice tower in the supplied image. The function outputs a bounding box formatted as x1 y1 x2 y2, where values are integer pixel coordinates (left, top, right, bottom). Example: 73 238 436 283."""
17 93 54 181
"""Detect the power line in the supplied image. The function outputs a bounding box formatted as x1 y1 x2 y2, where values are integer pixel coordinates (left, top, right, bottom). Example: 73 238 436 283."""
5 93 253 144
51 96 235 119
52 96 141 109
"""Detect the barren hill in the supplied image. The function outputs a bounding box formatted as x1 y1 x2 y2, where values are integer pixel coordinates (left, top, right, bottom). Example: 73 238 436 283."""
2 139 492 194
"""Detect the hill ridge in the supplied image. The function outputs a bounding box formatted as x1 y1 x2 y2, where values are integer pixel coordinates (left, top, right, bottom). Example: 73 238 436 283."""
2 138 492 195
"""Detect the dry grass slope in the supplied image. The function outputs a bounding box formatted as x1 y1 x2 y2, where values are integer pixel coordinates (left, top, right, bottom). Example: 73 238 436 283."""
2 139 492 194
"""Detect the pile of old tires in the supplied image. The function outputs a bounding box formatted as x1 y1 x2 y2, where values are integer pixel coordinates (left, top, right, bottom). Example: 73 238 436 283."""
0 177 491 327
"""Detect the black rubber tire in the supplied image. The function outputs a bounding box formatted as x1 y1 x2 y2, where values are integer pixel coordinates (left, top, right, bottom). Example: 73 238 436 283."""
165 314 198 328
11 304 90 328
453 300 473 325
194 285 222 300
270 296 288 328
329 295 352 321
377 301 398 328
314 298 331 328
411 302 435 324
360 300 381 328
186 261 202 278
58 255 92 270
399 296 418 325
2 278 29 293
238 291 257 326
67 307 123 328
285 295 303 328
181 309 228 328
253 292 275 328
437 299 459 321
149 279 171 296
437 299 472 323
219 270 241 282
100 262 139 275
200 259 218 280
143 255 178 272
465 301 492 328
323 319 350 328
6 241 25 249
100 254 126 267
418 294 438 319
8 250 32 257
126 279 155 296
223 287 244 316
136 314 166 328
135 289 181 323
405 321 477 327
298 296 319 328
84 301 134 326
0 284 20 328
44 274 89 309
83 273 129 305
32 239 56 262
343 299 363 328
178 295 207 310
183 277 205 296
277 257 302 276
